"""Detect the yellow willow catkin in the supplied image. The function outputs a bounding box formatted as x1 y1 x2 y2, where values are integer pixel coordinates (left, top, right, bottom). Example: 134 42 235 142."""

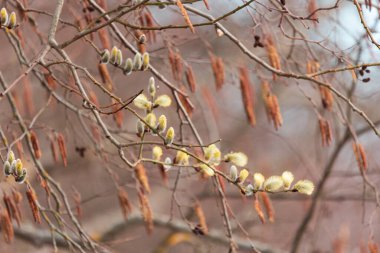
8 12 16 29
1 8 8 26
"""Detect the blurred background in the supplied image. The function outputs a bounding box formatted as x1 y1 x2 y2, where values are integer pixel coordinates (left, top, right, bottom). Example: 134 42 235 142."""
0 0 379 252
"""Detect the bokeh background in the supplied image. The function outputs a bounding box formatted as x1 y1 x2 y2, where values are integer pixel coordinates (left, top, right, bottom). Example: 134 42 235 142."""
0 0 379 252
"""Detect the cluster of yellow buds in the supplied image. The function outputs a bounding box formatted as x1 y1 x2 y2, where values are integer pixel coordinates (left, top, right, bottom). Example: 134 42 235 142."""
3 150 27 184
134 77 173 140
192 145 247 178
1 8 17 29
229 167 314 196
129 78 314 198
100 46 149 74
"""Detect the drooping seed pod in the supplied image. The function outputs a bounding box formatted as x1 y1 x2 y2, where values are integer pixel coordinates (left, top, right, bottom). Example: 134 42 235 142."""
178 85 194 116
142 52 150 71
30 131 42 159
57 133 68 167
238 169 249 184
194 202 208 234
133 52 143 70
239 66 256 126
7 12 16 29
138 190 154 234
353 142 368 172
253 173 265 190
123 58 133 75
209 53 225 90
261 192 275 222
165 127 175 145
4 192 21 226
136 120 145 137
157 115 167 133
148 77 156 97
0 209 14 243
185 65 197 93
1 8 8 26
319 86 334 111
26 185 41 224
254 196 266 224
293 180 314 195
154 95 172 107
265 36 281 80
110 46 118 64
11 190 23 225
318 117 333 146
72 189 82 219
224 152 248 167
100 49 110 63
135 163 151 194
113 102 123 128
98 63 114 91
229 165 238 182
176 0 195 33
117 187 132 220
115 49 123 66
281 171 294 189
263 176 284 192
152 146 163 161
50 136 58 162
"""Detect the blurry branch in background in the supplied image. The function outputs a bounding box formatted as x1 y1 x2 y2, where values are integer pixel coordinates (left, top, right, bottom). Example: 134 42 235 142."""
6 213 284 253
353 0 380 50
0 0 380 252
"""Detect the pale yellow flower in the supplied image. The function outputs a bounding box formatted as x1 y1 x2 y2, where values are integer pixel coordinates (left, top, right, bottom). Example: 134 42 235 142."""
224 152 248 167
281 171 294 189
294 180 314 195
263 176 284 192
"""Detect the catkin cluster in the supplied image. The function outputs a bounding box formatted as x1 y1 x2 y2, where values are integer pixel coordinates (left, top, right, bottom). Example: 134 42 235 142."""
133 77 177 168
228 166 314 196
3 150 27 184
131 80 315 196
100 46 150 75
0 8 17 29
